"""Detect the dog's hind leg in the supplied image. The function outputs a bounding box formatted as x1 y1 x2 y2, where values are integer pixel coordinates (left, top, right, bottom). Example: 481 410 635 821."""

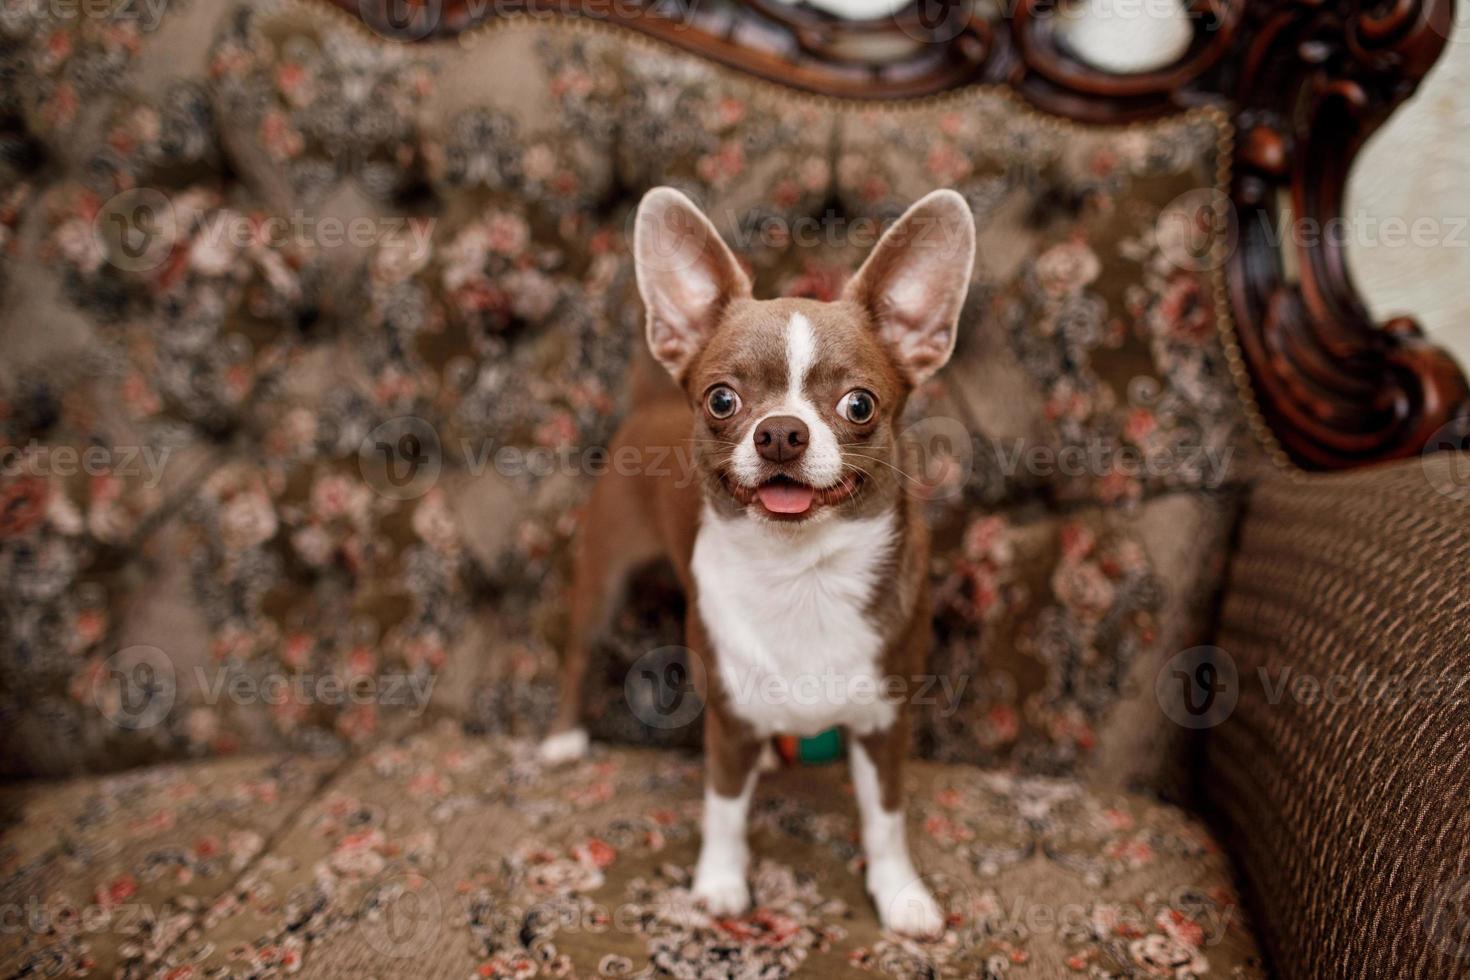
540 471 660 764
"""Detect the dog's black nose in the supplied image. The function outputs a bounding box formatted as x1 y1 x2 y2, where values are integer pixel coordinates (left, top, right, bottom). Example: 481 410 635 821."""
754 415 809 463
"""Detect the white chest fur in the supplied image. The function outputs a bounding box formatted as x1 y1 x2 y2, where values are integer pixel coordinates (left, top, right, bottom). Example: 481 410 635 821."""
691 506 901 737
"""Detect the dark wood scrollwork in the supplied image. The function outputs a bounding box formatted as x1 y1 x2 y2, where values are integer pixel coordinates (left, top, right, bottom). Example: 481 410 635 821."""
1008 0 1245 118
1218 0 1468 467
343 0 1000 96
333 0 1468 469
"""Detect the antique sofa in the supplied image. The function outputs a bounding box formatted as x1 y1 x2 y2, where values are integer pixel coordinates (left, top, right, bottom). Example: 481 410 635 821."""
2 0 1468 976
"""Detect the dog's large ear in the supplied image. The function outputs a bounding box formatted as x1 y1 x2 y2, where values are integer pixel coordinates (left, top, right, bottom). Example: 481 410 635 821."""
843 189 976 385
634 187 751 382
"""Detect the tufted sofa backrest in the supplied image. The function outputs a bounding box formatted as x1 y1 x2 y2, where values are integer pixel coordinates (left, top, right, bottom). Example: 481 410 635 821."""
3 0 1262 792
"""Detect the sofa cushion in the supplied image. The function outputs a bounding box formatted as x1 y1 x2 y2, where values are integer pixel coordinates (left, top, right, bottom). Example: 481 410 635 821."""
0 366 221 778
0 188 617 774
11 7 1258 506
177 218 1240 792
0 752 337 978
207 0 438 213
35 180 331 435
0 0 233 172
206 3 623 222
185 10 1257 503
835 99 1251 504
0 721 1265 978
924 489 1238 794
609 35 836 242
3 5 1262 789
100 449 472 763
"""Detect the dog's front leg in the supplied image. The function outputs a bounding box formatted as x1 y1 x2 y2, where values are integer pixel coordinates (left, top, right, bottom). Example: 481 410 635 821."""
689 602 763 915
852 720 944 938
693 704 763 914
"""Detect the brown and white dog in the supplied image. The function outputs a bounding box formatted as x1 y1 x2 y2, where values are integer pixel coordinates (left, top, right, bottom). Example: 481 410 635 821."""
540 186 976 937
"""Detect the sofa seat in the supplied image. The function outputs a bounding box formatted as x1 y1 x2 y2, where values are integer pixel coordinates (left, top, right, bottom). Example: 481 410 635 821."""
1 721 1267 978
0 753 339 978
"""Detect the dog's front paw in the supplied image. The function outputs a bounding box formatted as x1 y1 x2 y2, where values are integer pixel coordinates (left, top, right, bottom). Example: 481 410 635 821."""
537 728 589 765
692 872 750 916
869 864 944 939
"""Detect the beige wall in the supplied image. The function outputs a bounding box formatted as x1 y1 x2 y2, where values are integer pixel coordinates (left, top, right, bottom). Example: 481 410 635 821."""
1347 16 1470 372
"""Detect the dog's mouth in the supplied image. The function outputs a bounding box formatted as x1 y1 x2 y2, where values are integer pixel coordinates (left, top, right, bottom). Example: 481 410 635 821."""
722 472 864 519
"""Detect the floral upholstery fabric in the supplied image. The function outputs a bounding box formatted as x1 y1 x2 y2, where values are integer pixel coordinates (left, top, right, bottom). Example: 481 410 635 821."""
0 721 1268 978
835 98 1248 507
213 4 623 219
924 490 1237 794
614 46 835 242
38 179 329 435
0 365 222 777
0 752 337 978
2 0 1259 791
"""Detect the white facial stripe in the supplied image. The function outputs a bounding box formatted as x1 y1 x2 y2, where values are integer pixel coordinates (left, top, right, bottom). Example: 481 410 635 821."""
785 311 816 396
728 312 845 490
783 314 844 487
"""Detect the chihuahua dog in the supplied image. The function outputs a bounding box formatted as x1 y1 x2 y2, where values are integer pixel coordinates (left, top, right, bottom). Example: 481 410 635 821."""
540 186 976 937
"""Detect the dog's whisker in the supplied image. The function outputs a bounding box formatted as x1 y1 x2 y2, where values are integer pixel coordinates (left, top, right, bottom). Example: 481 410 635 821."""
842 451 926 486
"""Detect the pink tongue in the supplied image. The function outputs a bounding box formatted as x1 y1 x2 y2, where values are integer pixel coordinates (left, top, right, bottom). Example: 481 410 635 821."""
756 481 815 514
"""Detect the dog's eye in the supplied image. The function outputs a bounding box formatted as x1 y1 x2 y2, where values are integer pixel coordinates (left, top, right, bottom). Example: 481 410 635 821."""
705 386 740 420
837 389 877 424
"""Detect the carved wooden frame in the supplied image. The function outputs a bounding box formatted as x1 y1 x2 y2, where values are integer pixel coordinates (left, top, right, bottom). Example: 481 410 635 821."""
335 0 1469 469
